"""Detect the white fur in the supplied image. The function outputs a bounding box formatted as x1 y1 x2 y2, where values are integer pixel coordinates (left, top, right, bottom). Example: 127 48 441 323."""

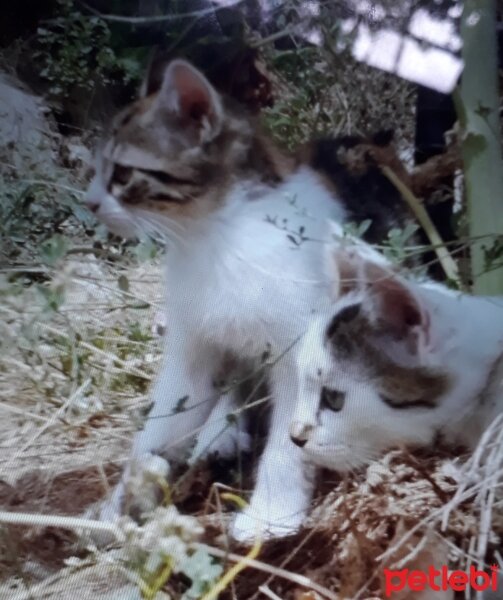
88 167 346 541
293 271 503 474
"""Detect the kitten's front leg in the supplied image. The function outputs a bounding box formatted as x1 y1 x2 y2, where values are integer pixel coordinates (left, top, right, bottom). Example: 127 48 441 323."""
231 359 315 542
101 331 219 520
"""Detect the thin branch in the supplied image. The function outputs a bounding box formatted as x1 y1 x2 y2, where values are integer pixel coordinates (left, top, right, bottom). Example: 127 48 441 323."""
77 1 243 25
22 180 85 195
250 27 296 48
381 165 462 288
0 510 125 541
259 585 285 600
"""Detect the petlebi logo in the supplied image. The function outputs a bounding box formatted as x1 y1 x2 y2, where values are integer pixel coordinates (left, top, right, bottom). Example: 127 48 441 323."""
384 564 499 597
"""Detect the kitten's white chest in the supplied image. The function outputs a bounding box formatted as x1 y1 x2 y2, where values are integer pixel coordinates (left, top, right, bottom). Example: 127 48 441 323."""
166 169 345 356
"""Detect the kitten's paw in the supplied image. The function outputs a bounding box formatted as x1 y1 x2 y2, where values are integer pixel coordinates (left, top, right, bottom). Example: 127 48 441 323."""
98 489 124 523
189 423 251 465
124 453 171 518
87 453 170 544
230 507 303 544
81 487 124 547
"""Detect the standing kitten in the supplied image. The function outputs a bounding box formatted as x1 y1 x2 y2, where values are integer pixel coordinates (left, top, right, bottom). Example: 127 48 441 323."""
291 239 503 477
85 59 413 541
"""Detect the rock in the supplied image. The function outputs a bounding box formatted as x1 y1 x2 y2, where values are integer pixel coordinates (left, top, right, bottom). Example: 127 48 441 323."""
0 72 57 171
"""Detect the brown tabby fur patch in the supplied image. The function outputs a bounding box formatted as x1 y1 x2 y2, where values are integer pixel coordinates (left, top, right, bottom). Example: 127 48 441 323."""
326 304 451 409
98 91 293 222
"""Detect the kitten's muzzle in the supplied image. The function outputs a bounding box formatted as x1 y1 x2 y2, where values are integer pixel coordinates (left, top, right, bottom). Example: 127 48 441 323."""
289 421 314 447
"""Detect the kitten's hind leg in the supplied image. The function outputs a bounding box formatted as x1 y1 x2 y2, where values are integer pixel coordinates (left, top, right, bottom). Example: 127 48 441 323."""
189 390 251 464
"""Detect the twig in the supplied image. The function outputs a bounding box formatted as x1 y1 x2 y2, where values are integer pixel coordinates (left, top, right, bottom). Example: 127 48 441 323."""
0 510 124 541
249 526 321 600
1 166 84 195
192 543 341 600
199 536 262 600
259 585 285 600
410 145 462 198
2 379 92 477
381 165 462 287
77 0 243 24
35 321 152 381
21 180 85 195
250 27 296 48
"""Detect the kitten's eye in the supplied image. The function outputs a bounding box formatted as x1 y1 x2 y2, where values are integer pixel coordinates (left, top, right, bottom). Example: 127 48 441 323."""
321 387 345 412
379 394 435 410
112 164 133 186
379 394 398 408
138 167 194 186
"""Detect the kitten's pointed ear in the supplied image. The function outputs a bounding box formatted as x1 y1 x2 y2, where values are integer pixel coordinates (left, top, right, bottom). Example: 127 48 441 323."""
157 59 223 139
363 263 430 356
325 223 358 298
325 221 392 298
325 246 365 298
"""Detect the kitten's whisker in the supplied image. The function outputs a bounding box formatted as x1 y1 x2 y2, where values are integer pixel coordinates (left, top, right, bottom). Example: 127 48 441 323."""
136 215 186 247
144 214 187 243
148 213 186 234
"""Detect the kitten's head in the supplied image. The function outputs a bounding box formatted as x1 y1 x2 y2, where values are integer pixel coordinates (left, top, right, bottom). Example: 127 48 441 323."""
290 246 453 472
85 59 285 239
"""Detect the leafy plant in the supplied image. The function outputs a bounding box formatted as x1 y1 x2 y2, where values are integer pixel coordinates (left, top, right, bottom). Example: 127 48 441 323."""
382 223 420 264
34 0 142 101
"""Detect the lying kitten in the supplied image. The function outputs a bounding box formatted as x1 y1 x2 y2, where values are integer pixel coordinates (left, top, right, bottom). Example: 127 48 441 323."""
85 58 413 541
291 240 503 477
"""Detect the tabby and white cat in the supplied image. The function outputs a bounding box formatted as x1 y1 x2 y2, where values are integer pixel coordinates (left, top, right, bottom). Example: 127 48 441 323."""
85 58 412 541
291 235 503 480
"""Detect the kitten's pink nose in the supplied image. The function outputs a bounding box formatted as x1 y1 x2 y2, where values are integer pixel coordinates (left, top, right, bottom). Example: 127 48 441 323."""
291 436 307 448
289 422 313 448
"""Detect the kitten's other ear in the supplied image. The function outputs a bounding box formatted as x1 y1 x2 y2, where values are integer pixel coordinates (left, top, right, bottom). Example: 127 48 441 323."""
325 221 393 299
364 263 430 356
157 59 223 140
325 223 362 298
331 246 365 298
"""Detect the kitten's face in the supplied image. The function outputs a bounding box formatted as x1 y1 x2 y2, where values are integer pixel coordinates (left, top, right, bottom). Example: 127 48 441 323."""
85 60 254 239
290 253 452 472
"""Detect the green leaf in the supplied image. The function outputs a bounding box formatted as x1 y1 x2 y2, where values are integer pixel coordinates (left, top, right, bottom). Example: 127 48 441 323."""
342 219 373 239
134 238 158 262
40 234 69 266
118 274 129 292
37 283 66 312
181 549 223 600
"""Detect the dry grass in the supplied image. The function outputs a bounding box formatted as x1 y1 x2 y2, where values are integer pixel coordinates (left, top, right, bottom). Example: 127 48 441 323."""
0 260 502 599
